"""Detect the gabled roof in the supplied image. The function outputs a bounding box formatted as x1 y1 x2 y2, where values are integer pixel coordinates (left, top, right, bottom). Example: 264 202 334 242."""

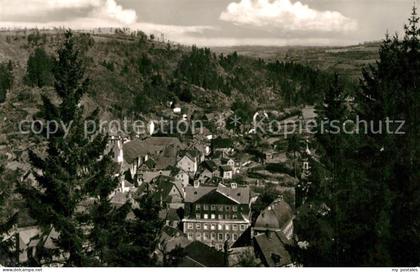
184 185 215 203
195 190 239 205
154 176 184 202
184 184 250 204
216 184 250 204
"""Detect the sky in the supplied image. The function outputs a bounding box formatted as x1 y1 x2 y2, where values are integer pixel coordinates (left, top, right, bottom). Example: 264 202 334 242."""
0 0 416 46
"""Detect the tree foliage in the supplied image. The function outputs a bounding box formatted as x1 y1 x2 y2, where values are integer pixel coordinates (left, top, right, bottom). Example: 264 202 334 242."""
0 61 13 103
295 7 420 266
25 47 54 88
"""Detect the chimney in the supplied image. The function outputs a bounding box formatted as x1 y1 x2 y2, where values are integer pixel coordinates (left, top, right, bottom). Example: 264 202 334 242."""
194 180 200 188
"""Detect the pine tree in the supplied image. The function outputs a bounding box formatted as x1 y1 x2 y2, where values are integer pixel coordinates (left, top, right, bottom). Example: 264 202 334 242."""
0 61 13 103
296 69 393 266
25 47 54 88
17 31 105 266
357 6 420 266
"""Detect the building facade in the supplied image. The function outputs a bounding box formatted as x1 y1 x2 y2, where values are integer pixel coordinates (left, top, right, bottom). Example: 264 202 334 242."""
183 183 251 251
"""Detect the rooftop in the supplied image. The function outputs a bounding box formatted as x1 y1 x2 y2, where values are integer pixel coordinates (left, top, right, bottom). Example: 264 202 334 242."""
184 183 250 204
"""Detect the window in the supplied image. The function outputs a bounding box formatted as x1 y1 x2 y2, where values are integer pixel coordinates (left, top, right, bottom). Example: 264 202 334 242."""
211 224 216 230
225 214 231 219
233 224 238 231
196 223 201 230
240 224 246 231
204 233 210 240
232 214 237 219
225 233 231 240
196 213 201 219
225 225 230 231
218 214 223 219
211 214 216 219
217 244 223 251
233 234 238 241
196 204 201 210
211 205 216 211
218 224 223 230
203 204 209 211
225 205 230 211
203 224 209 230
211 232 216 240
188 223 194 230
204 214 208 219
218 233 223 241
188 233 193 240
218 205 224 212
232 206 238 212
196 233 202 240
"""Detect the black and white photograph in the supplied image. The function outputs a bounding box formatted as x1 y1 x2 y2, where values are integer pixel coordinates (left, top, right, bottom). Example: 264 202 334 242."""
0 0 419 269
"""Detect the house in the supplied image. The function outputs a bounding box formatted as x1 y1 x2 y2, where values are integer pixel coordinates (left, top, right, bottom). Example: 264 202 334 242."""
16 226 60 264
122 137 183 179
253 231 292 267
182 183 251 251
220 165 233 180
137 170 171 185
176 149 202 176
171 167 190 187
153 175 185 209
251 199 294 267
196 160 220 184
159 225 191 255
159 208 182 229
252 199 294 240
221 158 241 175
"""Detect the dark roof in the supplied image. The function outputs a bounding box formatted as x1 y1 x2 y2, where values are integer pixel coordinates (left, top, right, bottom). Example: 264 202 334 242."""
154 176 181 202
201 160 218 172
195 190 238 205
231 226 252 248
184 184 250 204
180 241 225 267
178 149 201 159
254 231 292 267
254 200 293 231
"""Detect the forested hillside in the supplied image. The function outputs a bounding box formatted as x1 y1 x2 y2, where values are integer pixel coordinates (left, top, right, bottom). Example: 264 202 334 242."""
0 29 346 118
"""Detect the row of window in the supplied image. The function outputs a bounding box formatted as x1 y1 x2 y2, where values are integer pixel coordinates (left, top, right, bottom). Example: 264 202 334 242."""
195 204 238 212
187 232 239 242
187 223 247 231
196 213 238 220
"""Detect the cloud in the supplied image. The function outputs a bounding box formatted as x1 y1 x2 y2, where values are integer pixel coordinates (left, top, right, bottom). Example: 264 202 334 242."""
220 0 357 32
0 0 137 25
